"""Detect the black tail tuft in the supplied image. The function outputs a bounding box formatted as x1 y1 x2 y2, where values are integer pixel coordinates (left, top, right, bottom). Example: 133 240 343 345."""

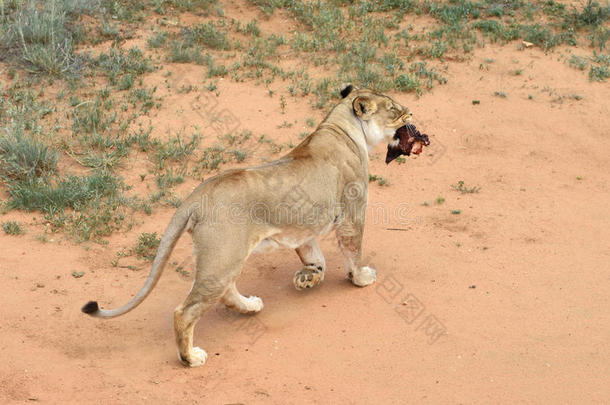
82 301 99 314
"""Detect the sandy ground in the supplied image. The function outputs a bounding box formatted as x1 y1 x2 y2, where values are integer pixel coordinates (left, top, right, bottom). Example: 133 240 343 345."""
1 32 610 404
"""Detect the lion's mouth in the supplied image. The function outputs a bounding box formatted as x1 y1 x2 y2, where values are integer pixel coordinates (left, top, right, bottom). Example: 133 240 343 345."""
385 124 430 164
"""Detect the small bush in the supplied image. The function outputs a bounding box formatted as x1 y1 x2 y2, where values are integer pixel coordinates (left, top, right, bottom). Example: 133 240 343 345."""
134 232 161 261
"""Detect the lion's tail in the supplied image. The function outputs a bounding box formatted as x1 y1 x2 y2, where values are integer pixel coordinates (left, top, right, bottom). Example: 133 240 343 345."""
81 206 193 319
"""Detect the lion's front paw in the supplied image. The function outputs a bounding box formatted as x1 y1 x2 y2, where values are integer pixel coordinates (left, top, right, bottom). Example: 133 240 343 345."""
348 266 377 287
293 264 325 290
179 346 208 367
244 296 264 313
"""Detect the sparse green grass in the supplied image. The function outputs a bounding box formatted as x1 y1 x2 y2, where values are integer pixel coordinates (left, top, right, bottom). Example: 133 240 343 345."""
2 221 24 235
148 31 169 48
128 86 158 113
0 85 139 242
204 53 228 77
0 0 96 76
369 174 389 186
167 40 204 63
4 169 135 241
452 180 481 194
153 0 220 14
185 21 231 50
154 132 201 169
96 47 154 86
1 0 608 245
156 168 185 189
237 19 261 37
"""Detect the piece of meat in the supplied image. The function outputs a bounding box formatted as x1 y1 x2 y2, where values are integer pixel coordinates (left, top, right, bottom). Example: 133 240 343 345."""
385 124 431 164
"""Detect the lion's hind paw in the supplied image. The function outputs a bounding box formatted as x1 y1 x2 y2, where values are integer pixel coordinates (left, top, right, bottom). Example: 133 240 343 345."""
293 264 325 290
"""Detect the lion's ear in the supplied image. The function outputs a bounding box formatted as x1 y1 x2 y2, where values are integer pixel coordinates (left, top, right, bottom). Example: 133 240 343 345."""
352 96 377 119
340 83 356 98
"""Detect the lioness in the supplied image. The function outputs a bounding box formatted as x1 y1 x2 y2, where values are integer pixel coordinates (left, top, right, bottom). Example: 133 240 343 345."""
82 84 414 367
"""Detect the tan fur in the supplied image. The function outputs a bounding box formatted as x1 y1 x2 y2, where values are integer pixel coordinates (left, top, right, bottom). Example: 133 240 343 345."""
83 86 413 367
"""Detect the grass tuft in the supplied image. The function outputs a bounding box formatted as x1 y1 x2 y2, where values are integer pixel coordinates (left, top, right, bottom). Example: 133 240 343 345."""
0 131 58 182
2 220 24 235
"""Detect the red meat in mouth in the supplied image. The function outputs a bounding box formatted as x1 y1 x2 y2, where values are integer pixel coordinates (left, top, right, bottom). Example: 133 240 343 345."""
386 124 431 164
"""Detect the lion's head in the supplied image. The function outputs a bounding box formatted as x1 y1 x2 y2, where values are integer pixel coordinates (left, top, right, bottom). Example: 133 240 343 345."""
340 84 429 163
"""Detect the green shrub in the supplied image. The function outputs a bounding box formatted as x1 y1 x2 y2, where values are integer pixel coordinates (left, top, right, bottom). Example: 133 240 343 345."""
394 73 421 92
134 232 161 261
